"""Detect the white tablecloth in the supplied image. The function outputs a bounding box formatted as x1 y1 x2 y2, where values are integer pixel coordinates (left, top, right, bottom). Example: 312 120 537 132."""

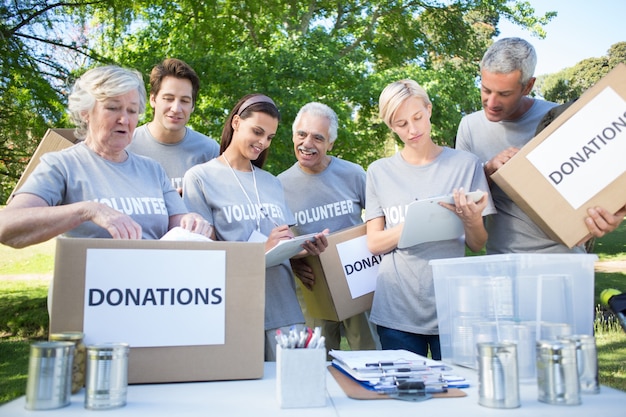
1 362 624 416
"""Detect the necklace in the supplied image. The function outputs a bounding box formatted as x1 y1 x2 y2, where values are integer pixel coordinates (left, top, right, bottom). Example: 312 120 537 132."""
222 154 268 231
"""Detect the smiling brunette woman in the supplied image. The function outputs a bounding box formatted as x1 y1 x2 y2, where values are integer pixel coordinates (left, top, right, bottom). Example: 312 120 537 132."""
182 94 328 361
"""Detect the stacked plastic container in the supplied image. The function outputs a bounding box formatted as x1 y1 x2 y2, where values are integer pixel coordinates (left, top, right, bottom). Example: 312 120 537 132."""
430 253 597 381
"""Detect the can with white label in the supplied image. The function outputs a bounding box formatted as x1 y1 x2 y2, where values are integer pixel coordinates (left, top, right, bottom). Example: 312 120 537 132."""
84 343 130 410
25 341 75 410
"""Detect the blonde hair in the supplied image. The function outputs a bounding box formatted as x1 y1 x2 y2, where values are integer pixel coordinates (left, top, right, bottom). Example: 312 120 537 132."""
378 79 431 128
68 66 146 139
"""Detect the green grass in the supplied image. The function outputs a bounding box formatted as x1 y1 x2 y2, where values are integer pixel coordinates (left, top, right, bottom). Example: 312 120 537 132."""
0 341 31 404
595 309 626 390
593 221 626 260
0 222 625 405
0 278 49 405
0 239 55 275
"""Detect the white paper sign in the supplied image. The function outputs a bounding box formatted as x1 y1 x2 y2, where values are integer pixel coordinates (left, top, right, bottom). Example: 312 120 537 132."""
526 87 626 209
336 235 380 299
83 249 226 348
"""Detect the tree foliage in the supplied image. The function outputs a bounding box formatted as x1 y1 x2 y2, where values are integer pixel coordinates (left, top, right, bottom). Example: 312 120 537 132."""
1 0 555 204
0 0 114 203
536 42 626 104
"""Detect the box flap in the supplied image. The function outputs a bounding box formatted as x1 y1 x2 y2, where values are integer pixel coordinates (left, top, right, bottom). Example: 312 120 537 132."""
11 128 79 199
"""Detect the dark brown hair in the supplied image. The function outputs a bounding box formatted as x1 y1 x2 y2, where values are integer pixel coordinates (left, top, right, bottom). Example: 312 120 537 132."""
220 94 281 169
149 58 200 105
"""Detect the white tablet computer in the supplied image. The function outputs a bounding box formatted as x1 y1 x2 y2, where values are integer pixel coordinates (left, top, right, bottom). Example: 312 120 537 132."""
397 191 484 249
265 232 323 267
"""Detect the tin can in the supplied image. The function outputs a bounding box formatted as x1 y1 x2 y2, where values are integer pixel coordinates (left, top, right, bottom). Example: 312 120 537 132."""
477 342 520 408
85 343 130 410
559 334 600 394
25 341 75 410
536 339 581 405
50 332 86 394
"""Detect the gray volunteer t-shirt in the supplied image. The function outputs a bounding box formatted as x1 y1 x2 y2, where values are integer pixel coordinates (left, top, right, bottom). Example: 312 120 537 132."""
278 156 366 235
183 158 303 330
16 142 187 239
128 125 219 190
365 148 495 335
456 100 584 254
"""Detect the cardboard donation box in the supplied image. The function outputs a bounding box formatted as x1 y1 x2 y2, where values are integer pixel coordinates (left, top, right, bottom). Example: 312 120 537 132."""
49 237 266 384
491 63 626 248
298 224 379 322
11 129 79 199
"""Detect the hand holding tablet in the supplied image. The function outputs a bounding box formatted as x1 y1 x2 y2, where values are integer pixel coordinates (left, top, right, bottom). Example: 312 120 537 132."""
397 190 485 249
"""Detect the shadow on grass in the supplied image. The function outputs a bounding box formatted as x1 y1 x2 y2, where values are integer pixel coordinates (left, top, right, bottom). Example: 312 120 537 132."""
0 295 48 339
0 341 29 404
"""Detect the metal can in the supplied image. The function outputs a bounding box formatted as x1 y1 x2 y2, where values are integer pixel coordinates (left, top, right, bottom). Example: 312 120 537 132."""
559 334 600 394
536 339 581 405
25 341 75 410
85 343 130 410
50 331 86 394
477 341 520 409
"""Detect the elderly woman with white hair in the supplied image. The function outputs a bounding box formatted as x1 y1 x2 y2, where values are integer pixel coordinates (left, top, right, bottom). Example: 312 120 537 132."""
0 65 213 248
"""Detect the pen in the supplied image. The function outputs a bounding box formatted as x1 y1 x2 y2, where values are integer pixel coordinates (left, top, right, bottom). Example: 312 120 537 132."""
365 360 426 368
260 206 283 229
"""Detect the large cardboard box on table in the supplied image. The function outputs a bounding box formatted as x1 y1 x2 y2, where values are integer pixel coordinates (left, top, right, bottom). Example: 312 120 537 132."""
49 237 266 384
11 128 79 199
298 224 379 322
491 63 626 248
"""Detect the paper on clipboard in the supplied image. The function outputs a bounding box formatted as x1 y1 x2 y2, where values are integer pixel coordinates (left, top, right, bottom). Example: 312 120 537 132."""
265 232 321 267
397 191 484 249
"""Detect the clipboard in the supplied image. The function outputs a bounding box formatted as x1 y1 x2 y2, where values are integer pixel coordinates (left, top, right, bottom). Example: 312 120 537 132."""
328 366 467 400
265 232 321 267
397 191 484 249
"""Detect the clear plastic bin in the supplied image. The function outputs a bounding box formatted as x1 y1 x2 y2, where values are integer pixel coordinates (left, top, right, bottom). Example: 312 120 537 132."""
430 253 597 377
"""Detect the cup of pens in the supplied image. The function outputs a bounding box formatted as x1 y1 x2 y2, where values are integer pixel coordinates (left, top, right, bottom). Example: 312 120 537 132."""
276 326 327 408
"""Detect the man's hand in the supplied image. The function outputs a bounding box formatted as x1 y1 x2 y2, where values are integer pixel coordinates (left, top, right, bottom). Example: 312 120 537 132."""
484 147 519 177
584 205 626 238
290 258 315 290
301 229 329 256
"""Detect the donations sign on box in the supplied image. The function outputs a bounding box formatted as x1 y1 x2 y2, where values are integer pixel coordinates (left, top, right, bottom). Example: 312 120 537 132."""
50 237 266 384
299 224 379 321
492 63 626 248
83 248 226 348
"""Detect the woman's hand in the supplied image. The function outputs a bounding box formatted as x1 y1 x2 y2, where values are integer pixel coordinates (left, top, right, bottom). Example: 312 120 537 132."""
440 188 488 252
177 212 214 239
87 201 143 239
265 224 294 251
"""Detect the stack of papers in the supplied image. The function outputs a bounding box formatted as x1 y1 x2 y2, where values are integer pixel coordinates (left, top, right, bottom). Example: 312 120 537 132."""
330 349 469 394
